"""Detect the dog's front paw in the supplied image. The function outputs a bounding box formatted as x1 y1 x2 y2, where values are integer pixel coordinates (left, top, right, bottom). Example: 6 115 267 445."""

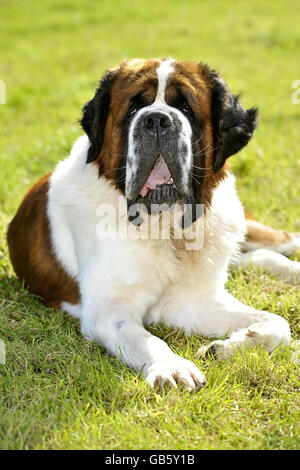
143 356 206 392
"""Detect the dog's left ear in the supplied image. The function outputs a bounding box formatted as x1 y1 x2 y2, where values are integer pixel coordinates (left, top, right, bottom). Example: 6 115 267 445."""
80 70 116 163
205 67 258 173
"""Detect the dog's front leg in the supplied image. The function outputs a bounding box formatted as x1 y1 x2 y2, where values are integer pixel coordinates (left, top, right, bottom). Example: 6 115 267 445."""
80 294 206 392
149 289 291 360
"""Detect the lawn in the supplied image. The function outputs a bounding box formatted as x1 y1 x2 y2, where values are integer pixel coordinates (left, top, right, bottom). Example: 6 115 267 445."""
0 0 299 450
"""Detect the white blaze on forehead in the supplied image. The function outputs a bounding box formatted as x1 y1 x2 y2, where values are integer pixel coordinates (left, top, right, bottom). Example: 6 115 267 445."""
126 57 193 198
154 58 175 104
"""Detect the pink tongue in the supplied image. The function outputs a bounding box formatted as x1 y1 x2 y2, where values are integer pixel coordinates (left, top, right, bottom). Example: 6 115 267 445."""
140 155 173 197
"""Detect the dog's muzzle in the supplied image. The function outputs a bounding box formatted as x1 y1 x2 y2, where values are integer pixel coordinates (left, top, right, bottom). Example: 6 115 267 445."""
126 105 197 226
127 107 190 194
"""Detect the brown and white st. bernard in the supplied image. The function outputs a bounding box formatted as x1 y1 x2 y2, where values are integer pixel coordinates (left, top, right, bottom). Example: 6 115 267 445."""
7 58 300 391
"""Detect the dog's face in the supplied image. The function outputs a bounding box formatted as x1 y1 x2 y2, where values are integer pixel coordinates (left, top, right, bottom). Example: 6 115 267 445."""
81 58 257 220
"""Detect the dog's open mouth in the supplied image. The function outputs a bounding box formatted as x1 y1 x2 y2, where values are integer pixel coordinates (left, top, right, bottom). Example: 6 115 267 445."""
139 155 178 203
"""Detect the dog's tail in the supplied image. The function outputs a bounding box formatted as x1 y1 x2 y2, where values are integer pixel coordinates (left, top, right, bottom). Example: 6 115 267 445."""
244 209 300 256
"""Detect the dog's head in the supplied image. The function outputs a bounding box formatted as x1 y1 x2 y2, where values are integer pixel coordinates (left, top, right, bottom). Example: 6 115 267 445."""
81 58 257 221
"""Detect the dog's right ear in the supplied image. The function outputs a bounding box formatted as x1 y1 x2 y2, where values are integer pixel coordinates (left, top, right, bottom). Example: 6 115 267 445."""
80 70 116 163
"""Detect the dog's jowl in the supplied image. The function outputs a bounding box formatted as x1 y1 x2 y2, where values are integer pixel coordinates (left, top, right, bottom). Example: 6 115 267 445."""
7 58 300 390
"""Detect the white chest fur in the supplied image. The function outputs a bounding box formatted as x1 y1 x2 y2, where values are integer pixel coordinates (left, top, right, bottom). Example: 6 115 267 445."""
48 136 246 311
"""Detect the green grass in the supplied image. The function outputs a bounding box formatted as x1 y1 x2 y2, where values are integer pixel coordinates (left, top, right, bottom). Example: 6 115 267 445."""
0 0 300 450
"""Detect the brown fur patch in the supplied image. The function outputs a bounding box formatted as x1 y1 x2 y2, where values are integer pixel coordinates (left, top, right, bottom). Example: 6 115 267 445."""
94 59 160 181
7 174 80 308
246 219 294 246
244 209 300 248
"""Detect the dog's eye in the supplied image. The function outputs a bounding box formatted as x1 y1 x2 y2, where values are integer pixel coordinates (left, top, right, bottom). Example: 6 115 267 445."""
171 92 193 117
181 101 191 115
129 105 138 116
128 93 146 118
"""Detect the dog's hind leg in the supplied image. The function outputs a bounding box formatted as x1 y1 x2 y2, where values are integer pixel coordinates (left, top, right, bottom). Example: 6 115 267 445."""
235 249 300 284
243 209 300 256
232 210 300 283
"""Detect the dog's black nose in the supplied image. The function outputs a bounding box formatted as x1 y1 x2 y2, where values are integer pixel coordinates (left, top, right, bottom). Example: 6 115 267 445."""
143 112 172 136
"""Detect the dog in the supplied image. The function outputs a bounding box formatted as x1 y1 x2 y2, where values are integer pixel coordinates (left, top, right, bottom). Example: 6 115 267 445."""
7 58 300 391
